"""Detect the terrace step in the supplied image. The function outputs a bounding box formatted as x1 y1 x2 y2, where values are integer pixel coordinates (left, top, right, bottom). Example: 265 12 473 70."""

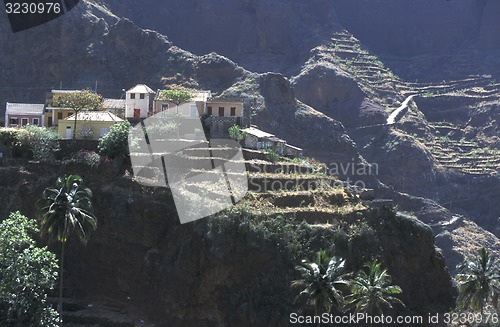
266 190 348 208
247 175 338 192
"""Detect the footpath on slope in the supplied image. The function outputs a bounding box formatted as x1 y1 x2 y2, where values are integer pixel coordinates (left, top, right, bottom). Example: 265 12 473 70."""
387 94 415 124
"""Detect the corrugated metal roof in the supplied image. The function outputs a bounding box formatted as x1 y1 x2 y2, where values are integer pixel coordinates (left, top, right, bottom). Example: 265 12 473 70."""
6 102 44 115
102 98 125 109
127 84 155 94
286 144 303 151
64 111 124 122
242 127 275 138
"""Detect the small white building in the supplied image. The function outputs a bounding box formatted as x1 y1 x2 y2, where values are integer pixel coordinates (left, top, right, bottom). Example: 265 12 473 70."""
125 84 155 119
5 102 45 127
242 126 303 157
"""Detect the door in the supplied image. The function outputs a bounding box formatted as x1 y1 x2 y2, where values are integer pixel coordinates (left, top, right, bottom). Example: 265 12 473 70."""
134 109 141 120
65 126 72 139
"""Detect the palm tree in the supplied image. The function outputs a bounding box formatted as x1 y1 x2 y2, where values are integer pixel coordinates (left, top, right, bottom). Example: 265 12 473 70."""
455 247 500 314
292 250 350 317
35 175 97 324
346 260 404 316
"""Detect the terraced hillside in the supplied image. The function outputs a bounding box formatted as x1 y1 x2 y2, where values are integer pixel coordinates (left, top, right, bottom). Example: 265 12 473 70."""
307 30 405 108
419 123 499 176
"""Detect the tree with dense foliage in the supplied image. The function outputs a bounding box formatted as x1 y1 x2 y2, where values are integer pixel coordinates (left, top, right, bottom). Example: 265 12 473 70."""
159 89 192 114
0 211 59 327
35 175 97 323
345 260 404 315
57 89 103 138
455 247 500 314
292 250 350 316
98 120 132 159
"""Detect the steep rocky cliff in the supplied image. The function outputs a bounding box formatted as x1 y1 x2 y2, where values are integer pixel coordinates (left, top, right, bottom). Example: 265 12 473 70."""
0 160 456 326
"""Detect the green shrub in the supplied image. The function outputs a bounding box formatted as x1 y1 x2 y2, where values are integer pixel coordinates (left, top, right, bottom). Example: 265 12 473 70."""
69 149 103 167
264 147 279 163
228 124 246 142
0 212 59 326
98 121 131 159
0 128 18 145
14 126 59 161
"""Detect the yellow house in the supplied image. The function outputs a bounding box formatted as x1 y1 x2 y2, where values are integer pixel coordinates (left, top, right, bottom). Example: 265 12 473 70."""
44 90 81 127
58 111 123 140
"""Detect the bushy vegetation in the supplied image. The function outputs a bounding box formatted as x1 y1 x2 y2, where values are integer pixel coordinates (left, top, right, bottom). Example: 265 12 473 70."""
264 147 279 163
228 124 246 143
13 125 60 161
0 128 18 145
0 212 59 327
158 89 192 107
98 120 131 159
69 149 105 168
208 207 312 263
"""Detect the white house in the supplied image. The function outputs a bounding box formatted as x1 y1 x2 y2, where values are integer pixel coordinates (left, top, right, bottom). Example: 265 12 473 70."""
5 102 45 127
125 84 155 119
242 126 303 157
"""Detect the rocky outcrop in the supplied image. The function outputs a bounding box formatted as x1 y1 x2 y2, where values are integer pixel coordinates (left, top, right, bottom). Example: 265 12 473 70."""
292 62 389 127
254 73 358 156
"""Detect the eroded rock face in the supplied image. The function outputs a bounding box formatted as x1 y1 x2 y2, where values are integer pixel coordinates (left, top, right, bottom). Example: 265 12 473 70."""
195 53 247 93
292 63 364 115
333 0 500 56
102 0 341 73
254 73 358 156
292 62 388 127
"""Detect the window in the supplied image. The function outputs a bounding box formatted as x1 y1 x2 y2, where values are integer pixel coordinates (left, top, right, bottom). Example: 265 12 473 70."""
57 112 63 119
9 117 18 125
161 103 169 111
130 93 135 99
100 127 109 137
67 112 72 117
140 93 145 99
21 118 29 126
230 107 236 116
32 118 39 126
219 107 224 116
207 106 212 115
